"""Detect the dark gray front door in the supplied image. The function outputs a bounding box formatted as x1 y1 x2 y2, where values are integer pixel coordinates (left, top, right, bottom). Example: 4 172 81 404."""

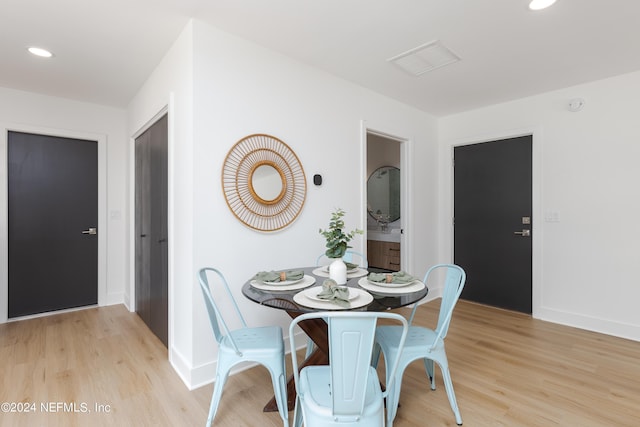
8 131 98 318
454 135 532 313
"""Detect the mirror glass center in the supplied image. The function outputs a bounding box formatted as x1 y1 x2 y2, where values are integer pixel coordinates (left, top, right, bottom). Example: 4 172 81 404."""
367 166 400 223
252 164 283 202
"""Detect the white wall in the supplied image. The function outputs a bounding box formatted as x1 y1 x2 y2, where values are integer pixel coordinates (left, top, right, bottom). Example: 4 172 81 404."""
439 70 640 341
189 20 438 387
0 87 128 322
127 19 439 389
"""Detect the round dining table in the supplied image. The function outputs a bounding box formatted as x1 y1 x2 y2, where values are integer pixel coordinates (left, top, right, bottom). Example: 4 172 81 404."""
242 266 428 412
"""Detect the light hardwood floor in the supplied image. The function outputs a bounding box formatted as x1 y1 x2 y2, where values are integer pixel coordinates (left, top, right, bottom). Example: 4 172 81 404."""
0 301 638 426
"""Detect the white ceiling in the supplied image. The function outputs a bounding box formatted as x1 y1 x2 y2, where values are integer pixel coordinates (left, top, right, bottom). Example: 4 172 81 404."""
3 0 640 117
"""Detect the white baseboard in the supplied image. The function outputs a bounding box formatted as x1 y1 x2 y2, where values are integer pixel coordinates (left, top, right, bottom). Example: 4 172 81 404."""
104 291 124 307
180 329 310 391
535 307 640 342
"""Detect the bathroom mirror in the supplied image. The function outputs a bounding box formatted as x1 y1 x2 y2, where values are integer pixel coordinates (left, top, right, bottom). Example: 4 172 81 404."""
367 166 400 223
222 134 306 231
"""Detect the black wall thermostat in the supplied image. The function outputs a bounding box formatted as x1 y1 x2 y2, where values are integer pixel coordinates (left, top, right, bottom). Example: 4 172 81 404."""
313 174 322 186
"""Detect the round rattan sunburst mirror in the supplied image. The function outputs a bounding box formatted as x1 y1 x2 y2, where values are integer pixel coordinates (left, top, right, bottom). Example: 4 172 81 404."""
222 134 306 232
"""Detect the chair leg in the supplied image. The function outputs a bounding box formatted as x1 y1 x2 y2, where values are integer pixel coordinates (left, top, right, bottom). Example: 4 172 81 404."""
304 338 314 359
207 371 229 427
268 365 289 427
371 343 381 369
438 362 462 425
293 396 303 427
385 362 409 427
423 358 436 390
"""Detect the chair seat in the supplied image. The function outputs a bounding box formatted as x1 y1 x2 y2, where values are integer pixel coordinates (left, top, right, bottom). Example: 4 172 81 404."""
301 366 383 410
376 325 444 356
221 325 284 355
298 365 384 425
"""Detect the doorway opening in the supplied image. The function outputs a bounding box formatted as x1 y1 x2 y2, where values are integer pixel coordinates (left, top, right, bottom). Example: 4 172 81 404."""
366 131 404 273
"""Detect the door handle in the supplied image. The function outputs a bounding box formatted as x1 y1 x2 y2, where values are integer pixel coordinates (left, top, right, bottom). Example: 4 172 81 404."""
514 229 530 237
82 227 97 235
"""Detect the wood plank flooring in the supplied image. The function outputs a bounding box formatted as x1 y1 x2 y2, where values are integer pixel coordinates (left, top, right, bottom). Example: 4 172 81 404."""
0 301 638 426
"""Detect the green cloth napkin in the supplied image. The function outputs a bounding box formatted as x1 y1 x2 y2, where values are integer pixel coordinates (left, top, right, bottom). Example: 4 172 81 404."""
253 270 304 283
367 271 416 284
316 279 350 308
345 261 358 270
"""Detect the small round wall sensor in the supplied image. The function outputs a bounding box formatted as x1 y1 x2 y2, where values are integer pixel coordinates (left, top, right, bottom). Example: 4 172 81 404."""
568 98 585 112
313 174 322 186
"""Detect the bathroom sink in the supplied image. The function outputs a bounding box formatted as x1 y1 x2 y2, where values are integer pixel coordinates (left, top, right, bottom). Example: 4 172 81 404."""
367 229 401 243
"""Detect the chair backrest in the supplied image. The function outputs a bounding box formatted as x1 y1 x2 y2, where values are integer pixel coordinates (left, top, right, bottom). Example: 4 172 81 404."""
315 250 368 268
408 264 466 345
290 312 408 421
198 267 248 356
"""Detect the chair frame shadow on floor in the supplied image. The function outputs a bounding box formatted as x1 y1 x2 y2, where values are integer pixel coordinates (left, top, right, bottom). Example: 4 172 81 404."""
289 311 408 427
198 267 289 427
372 263 467 426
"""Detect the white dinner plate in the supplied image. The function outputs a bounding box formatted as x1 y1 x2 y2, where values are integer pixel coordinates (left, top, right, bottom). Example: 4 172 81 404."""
257 277 303 286
250 275 316 291
358 277 426 294
321 265 359 273
366 278 417 288
312 267 369 279
304 286 359 302
293 287 373 310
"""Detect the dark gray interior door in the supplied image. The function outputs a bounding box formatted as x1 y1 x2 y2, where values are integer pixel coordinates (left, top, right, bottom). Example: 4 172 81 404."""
8 131 98 318
454 135 532 313
135 114 168 347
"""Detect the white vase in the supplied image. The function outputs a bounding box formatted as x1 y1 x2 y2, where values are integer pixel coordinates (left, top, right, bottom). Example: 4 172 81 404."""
328 258 347 285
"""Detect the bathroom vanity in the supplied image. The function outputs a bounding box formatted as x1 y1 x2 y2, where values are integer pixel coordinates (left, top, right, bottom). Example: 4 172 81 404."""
367 230 401 271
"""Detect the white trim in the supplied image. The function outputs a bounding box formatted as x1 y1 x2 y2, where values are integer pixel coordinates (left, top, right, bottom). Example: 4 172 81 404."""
359 121 368 256
0 122 107 323
536 306 640 342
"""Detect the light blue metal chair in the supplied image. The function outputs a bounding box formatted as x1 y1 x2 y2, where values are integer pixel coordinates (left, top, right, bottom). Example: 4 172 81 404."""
198 267 288 427
316 250 368 268
289 311 408 427
372 264 466 425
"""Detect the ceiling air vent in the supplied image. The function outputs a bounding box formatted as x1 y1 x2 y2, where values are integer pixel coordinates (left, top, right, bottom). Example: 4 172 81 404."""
388 40 460 76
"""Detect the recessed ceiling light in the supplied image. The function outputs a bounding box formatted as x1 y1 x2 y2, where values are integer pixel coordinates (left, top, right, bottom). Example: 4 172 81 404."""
529 0 557 10
27 47 54 58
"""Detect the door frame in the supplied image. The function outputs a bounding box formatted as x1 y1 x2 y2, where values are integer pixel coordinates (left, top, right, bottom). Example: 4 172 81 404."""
0 122 107 323
449 127 542 317
361 122 412 274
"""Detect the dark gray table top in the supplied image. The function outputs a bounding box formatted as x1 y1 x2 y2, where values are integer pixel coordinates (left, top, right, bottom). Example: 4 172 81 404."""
242 266 428 314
